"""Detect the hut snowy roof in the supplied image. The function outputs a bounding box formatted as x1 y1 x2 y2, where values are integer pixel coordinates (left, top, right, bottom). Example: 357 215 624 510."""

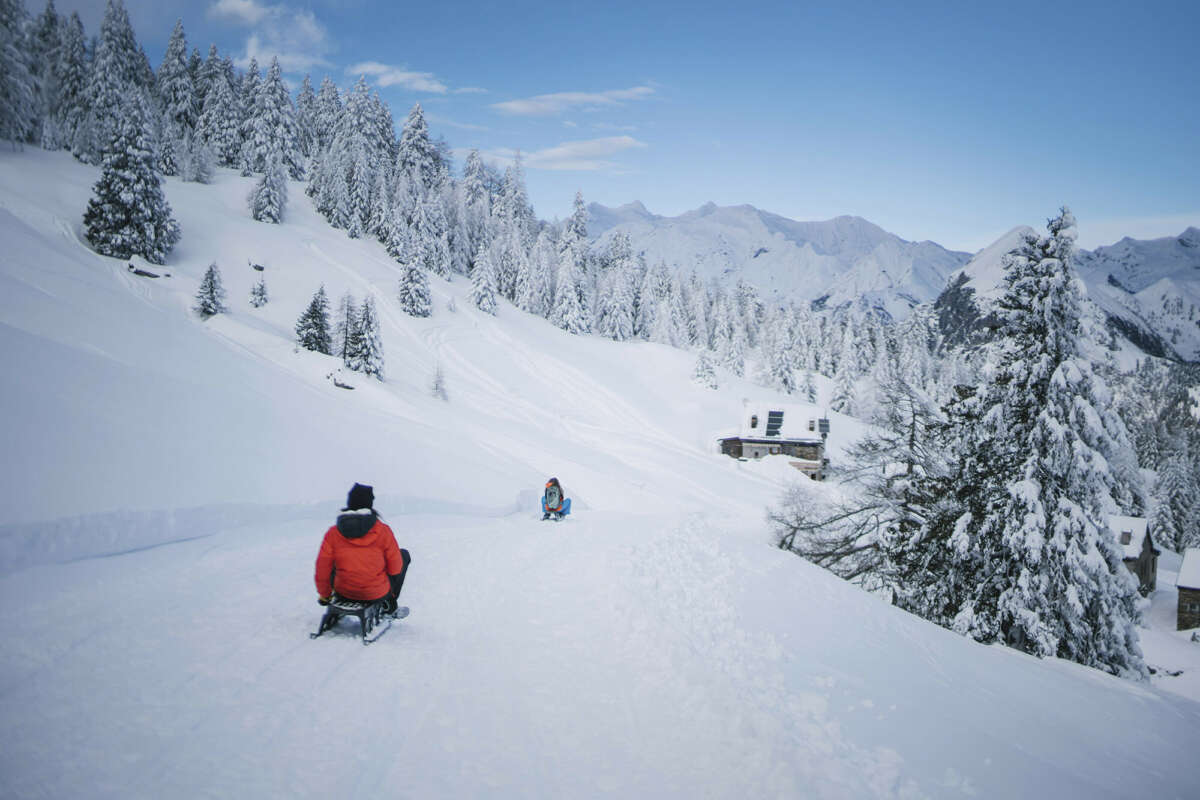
1109 515 1150 560
1179 548 1200 590
732 402 826 441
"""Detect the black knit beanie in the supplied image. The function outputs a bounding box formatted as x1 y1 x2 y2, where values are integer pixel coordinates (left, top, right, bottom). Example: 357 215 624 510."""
344 482 375 511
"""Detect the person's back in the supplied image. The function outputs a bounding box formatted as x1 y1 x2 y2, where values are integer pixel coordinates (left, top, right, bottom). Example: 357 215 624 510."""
315 483 410 611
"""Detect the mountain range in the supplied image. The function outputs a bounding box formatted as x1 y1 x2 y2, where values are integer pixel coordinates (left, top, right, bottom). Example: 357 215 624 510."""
587 201 971 320
588 201 1200 361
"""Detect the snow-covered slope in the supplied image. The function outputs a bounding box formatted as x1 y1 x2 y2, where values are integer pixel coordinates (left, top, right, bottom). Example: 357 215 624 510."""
588 201 970 319
1 149 1198 799
935 225 1200 361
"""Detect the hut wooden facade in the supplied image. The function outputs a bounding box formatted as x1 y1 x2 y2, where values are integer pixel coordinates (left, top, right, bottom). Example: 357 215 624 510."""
1110 515 1159 595
719 404 828 480
1178 548 1200 632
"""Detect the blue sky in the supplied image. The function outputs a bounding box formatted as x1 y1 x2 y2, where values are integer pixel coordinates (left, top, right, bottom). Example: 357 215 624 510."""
58 0 1198 251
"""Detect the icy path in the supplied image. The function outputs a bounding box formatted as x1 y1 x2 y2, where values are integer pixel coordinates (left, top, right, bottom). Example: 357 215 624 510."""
3 504 1199 799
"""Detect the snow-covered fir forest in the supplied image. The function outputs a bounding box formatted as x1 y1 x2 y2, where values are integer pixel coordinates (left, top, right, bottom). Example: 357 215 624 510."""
2 1 1199 796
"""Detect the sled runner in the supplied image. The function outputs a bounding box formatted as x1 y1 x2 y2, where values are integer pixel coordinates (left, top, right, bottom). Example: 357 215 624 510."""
310 595 409 645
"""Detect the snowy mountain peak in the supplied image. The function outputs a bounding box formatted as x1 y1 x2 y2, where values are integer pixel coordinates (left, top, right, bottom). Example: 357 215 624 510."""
587 200 969 319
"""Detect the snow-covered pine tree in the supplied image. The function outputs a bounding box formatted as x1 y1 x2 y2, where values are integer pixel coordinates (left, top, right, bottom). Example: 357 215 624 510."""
49 11 86 149
83 95 181 264
236 57 260 174
249 150 288 223
760 313 797 394
196 44 221 105
241 57 302 179
594 255 635 341
0 0 36 145
1152 440 1197 551
28 0 60 146
195 66 240 166
802 369 818 403
179 130 215 183
193 262 227 318
520 229 556 317
692 350 718 389
154 19 195 134
347 296 383 380
155 115 181 176
249 276 268 308
460 149 491 269
294 74 316 162
295 285 332 354
75 0 143 163
397 253 432 318
312 76 341 156
397 102 441 194
830 364 856 414
550 242 589 334
943 208 1147 679
470 242 498 315
332 292 357 363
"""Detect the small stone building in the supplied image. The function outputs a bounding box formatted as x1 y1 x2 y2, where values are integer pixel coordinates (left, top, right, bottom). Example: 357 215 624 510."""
1109 515 1160 595
1178 548 1200 632
719 403 828 479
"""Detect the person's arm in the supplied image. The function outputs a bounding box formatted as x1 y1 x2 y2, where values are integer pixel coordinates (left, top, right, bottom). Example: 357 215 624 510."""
382 525 405 575
315 530 336 598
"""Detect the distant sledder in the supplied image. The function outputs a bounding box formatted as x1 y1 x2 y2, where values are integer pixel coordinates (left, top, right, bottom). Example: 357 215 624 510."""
541 477 572 521
311 483 411 644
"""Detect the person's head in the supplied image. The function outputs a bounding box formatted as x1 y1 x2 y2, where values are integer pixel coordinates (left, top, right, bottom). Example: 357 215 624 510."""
344 482 375 511
547 477 559 487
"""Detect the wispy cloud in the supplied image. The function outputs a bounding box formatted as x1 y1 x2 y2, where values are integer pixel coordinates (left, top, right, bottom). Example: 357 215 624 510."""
453 87 488 95
208 1 331 73
478 136 647 172
208 0 272 25
491 86 654 116
346 61 449 94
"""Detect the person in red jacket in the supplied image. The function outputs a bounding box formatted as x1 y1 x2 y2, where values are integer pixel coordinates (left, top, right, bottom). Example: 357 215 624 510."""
315 483 410 613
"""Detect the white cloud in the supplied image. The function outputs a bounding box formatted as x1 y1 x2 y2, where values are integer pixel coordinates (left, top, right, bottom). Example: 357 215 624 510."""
453 87 488 95
478 136 647 172
345 62 448 94
491 86 654 116
209 1 331 73
208 0 272 25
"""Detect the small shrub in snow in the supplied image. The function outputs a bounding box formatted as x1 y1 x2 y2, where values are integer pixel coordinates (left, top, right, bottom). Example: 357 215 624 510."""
194 263 227 318
431 364 448 401
249 278 268 308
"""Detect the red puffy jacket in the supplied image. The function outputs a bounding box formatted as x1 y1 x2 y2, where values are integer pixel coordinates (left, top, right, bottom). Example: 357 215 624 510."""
314 512 405 601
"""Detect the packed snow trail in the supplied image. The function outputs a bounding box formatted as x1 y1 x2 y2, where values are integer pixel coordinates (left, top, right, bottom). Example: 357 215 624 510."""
3 503 1200 799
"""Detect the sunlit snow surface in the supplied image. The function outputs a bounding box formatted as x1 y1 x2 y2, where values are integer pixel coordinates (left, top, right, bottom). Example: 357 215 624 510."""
1 150 1198 799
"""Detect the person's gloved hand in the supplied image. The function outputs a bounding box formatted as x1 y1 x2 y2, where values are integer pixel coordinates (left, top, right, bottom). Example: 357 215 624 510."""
318 595 331 606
